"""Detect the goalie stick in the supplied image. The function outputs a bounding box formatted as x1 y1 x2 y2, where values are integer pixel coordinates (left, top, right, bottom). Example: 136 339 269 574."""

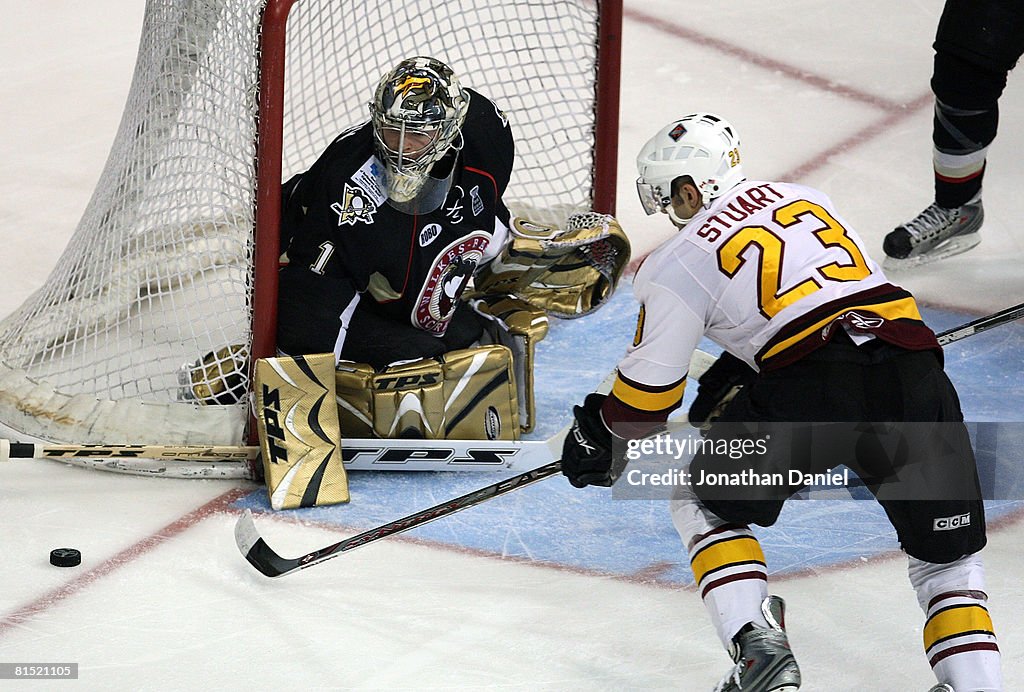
1 352 719 480
0 434 582 478
234 350 718 578
8 297 1023 481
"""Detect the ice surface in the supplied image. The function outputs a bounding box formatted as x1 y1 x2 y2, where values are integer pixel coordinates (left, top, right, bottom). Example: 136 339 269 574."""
2 2 1023 689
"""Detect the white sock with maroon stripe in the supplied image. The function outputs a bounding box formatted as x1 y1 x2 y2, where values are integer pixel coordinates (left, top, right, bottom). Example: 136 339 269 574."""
671 489 770 648
909 553 1001 691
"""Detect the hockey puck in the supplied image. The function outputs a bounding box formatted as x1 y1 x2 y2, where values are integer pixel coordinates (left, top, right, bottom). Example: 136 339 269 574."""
49 548 82 567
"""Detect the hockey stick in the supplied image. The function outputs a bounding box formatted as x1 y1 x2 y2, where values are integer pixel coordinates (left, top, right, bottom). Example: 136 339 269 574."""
234 350 718 578
0 432 591 481
234 461 563 577
0 440 261 480
36 455 257 480
936 301 1024 346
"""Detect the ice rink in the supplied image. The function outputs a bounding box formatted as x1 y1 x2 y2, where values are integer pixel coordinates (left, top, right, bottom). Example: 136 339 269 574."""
2 1 1024 689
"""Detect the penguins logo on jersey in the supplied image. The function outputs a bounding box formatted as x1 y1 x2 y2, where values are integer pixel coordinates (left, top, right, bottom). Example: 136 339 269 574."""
413 232 491 335
331 183 377 226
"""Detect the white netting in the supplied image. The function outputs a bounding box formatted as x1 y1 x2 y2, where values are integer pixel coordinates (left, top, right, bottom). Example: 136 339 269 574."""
0 0 608 445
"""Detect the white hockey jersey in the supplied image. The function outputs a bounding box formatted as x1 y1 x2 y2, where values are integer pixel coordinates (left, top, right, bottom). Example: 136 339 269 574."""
605 180 939 426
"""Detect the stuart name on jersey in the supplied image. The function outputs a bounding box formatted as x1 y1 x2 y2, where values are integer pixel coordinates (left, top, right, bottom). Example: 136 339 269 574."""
633 180 892 371
690 182 788 242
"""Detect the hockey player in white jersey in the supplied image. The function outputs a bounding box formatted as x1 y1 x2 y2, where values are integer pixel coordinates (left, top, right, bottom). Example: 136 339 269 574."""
560 113 1000 691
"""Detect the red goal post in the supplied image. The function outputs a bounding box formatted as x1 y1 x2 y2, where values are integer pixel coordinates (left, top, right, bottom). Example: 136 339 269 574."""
0 0 623 447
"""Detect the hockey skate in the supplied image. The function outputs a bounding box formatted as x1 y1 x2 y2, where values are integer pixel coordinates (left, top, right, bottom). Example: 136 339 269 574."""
882 193 983 270
713 595 801 692
926 685 954 692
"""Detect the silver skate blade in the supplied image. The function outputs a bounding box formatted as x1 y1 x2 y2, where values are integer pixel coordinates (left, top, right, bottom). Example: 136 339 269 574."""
883 232 981 271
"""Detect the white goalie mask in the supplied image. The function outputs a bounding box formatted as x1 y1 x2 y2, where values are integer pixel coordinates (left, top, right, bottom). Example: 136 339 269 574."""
370 57 469 214
635 113 745 224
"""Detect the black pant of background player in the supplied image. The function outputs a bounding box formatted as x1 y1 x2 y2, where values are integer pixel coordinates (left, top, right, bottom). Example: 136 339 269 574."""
930 0 1024 208
689 332 986 566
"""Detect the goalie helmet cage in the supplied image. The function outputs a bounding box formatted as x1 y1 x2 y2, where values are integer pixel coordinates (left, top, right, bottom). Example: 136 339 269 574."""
0 0 622 446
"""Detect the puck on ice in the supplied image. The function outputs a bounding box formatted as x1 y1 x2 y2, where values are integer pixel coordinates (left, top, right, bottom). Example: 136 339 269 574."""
49 548 82 567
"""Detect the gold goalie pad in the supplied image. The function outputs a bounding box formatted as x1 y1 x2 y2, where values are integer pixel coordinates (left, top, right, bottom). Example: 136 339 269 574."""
335 344 519 440
472 212 631 318
469 294 548 433
254 353 349 510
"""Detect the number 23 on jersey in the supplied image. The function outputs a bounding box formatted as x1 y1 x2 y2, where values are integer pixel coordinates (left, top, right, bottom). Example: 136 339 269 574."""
699 199 872 320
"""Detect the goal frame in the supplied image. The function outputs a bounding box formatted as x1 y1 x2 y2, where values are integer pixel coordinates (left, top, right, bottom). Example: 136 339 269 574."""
0 0 624 448
249 0 623 373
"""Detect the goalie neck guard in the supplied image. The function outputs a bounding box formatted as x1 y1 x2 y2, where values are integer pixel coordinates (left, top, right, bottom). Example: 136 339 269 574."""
370 56 469 213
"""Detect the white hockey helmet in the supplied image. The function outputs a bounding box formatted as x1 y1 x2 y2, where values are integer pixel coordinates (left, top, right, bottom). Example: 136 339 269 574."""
635 113 745 218
370 56 469 211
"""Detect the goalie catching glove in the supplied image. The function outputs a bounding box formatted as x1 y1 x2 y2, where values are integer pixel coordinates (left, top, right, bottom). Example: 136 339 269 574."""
179 344 248 405
561 393 625 488
472 212 631 318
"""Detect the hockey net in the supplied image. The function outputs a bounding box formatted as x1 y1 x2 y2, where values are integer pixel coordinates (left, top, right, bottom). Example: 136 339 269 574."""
0 0 621 445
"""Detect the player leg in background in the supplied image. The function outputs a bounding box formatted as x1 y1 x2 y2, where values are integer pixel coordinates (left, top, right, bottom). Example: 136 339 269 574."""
884 0 1024 268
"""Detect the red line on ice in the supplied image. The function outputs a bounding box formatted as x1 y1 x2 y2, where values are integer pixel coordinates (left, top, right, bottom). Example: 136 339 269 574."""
0 488 250 637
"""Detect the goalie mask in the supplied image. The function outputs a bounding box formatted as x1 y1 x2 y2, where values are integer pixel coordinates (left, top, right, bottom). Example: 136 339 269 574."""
370 57 469 213
635 113 745 225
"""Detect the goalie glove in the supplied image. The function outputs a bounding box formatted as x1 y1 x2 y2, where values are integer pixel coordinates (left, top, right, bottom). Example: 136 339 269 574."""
178 344 249 405
473 213 631 318
561 393 623 488
688 352 757 432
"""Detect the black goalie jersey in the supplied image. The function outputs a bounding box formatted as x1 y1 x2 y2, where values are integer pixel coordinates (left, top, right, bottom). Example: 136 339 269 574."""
276 89 514 365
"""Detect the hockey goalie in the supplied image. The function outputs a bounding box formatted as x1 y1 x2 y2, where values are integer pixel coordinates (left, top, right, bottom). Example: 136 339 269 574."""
178 58 629 506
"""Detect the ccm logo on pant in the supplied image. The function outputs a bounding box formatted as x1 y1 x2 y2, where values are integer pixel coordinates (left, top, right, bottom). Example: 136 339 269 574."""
933 513 971 531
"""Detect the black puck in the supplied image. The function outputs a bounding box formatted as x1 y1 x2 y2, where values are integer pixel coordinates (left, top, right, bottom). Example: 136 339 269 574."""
49 548 81 567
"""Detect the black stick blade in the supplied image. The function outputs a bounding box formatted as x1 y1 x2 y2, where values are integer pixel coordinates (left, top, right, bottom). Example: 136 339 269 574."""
234 509 299 578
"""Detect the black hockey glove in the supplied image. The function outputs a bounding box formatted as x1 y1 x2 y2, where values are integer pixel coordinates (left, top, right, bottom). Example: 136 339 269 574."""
561 393 620 488
688 352 757 432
